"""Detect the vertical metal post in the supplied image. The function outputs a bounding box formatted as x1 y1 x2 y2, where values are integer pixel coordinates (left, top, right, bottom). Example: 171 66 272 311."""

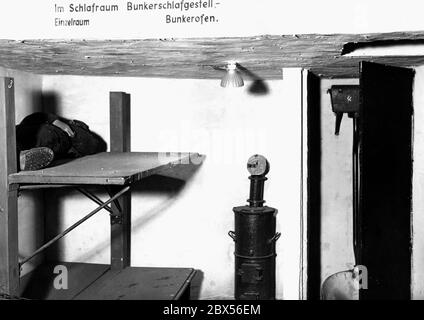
0 77 19 296
109 92 131 270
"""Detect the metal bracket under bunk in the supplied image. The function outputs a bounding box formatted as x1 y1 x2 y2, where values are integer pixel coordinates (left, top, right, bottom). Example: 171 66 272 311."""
18 185 131 271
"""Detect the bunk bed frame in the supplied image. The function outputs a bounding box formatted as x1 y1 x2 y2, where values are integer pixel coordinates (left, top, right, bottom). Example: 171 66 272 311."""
0 77 204 300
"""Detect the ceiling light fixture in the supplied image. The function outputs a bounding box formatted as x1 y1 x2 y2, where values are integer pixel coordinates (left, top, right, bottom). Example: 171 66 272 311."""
220 62 244 88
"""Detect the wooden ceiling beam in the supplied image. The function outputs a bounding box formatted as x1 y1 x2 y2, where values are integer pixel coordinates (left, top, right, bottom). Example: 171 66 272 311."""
1 32 424 79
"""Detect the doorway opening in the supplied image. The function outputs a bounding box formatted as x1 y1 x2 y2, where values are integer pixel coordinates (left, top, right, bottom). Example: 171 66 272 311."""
305 61 414 300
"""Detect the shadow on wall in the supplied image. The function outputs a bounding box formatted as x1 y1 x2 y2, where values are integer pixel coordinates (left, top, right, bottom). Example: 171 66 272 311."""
236 64 270 96
18 91 45 276
41 91 61 115
40 91 107 165
30 90 43 114
45 174 200 261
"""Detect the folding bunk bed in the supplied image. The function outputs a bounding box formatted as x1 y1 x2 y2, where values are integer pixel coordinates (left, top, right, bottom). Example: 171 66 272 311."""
0 77 205 300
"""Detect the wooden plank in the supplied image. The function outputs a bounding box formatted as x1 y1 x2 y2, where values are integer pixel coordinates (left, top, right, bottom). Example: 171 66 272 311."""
109 185 131 269
20 262 110 300
110 92 131 270
0 77 19 297
74 266 195 300
300 69 309 300
8 152 204 185
1 32 424 79
110 92 131 152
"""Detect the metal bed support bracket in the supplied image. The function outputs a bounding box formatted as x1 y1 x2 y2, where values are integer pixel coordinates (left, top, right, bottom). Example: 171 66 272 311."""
18 185 131 270
77 187 124 224
76 187 114 214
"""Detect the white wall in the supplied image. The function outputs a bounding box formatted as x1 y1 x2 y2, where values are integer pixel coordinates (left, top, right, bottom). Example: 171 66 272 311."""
320 79 358 285
41 70 303 299
0 67 44 276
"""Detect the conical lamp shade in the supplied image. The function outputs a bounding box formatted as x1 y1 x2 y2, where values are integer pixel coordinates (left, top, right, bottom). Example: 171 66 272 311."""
220 63 244 87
